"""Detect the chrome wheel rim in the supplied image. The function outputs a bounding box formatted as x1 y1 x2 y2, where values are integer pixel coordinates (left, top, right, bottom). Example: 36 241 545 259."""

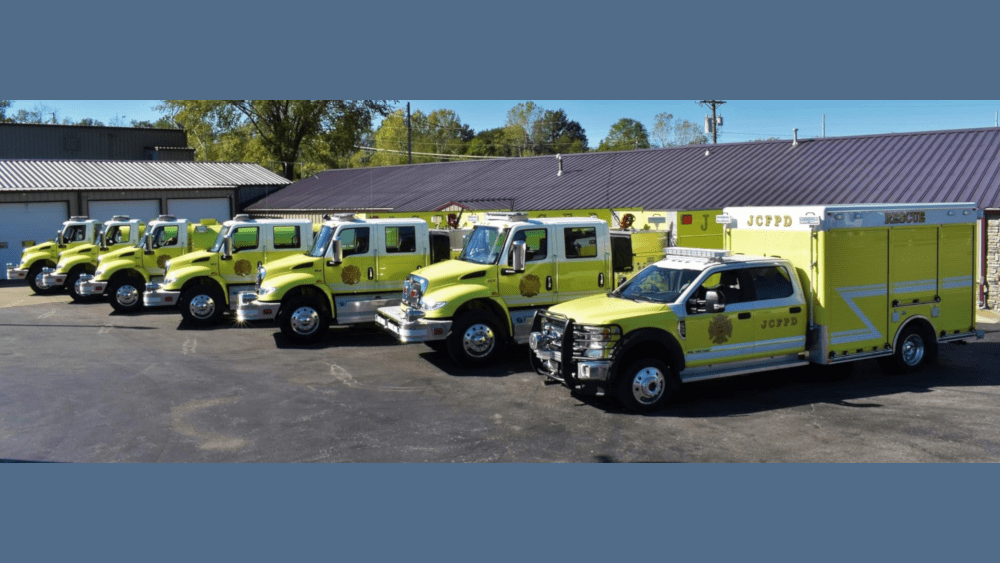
74 278 86 296
290 306 320 335
901 333 925 366
631 367 666 405
189 294 216 319
35 272 51 290
462 323 495 358
116 284 139 306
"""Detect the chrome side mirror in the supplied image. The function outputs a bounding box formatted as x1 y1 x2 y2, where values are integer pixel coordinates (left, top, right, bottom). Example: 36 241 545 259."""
705 289 724 313
328 238 343 266
222 236 233 260
98 233 107 250
144 233 153 254
512 240 526 273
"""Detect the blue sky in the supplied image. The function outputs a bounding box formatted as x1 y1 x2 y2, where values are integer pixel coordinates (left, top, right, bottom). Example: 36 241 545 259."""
9 100 1000 144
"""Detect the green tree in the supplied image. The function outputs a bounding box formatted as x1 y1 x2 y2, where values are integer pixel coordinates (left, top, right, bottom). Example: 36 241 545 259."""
597 118 651 151
467 127 513 157
504 101 544 156
650 112 674 148
0 100 11 122
533 109 588 154
651 113 710 147
159 100 392 179
674 120 709 145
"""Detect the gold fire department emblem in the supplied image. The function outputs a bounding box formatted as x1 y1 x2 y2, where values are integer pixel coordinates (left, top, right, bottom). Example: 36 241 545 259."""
708 314 733 344
234 259 252 276
519 274 541 298
341 265 361 285
157 255 169 269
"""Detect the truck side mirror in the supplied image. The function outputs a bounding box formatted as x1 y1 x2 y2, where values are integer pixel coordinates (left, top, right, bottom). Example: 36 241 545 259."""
705 290 724 313
98 232 107 250
222 236 233 260
144 233 154 254
328 238 343 266
511 240 526 273
57 230 65 247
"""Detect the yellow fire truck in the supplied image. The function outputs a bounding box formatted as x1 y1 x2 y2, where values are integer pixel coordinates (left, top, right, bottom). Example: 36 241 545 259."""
235 214 458 343
6 216 105 294
376 212 668 366
143 215 316 326
529 203 984 412
78 216 223 312
41 216 146 301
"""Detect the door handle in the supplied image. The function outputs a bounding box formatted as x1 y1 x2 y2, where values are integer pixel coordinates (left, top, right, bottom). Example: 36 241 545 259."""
790 306 801 314
546 276 553 291
738 312 751 320
598 273 605 287
368 267 374 280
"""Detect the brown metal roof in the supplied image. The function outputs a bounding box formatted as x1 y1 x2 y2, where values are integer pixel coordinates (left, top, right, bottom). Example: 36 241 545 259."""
251 127 1000 213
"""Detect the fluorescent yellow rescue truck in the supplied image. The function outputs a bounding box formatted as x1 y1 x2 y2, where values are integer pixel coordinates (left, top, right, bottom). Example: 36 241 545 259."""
41 216 146 301
376 212 667 366
235 214 457 343
143 215 316 326
78 216 223 312
6 216 104 294
529 203 984 412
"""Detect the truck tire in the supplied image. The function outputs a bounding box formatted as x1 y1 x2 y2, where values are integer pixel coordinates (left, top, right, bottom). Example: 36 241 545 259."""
180 284 225 326
108 275 145 313
879 324 936 374
447 311 505 367
27 263 61 295
67 268 97 303
616 358 677 413
279 296 330 344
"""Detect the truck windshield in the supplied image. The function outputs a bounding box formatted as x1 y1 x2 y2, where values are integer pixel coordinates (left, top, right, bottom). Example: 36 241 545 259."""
458 226 507 265
308 225 335 257
613 265 702 303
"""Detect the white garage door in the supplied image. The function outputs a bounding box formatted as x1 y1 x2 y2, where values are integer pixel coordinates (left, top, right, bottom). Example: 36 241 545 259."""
88 200 161 222
167 198 231 222
1 201 69 276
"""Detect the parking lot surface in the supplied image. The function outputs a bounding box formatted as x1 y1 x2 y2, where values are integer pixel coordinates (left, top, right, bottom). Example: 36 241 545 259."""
1 283 999 462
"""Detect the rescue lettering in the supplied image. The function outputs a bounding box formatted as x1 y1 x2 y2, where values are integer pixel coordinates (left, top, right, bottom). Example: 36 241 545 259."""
884 211 926 224
749 215 793 228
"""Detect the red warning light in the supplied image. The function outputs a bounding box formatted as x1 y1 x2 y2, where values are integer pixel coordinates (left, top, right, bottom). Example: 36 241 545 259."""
681 214 693 225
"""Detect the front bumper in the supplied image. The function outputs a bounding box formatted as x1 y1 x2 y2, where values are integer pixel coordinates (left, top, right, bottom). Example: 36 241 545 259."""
41 268 67 287
375 305 452 343
6 265 27 280
143 283 180 308
235 292 279 322
77 274 106 297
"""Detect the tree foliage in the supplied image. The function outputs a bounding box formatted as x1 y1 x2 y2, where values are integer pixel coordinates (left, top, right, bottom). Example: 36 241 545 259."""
533 109 588 154
597 118 651 151
0 100 11 122
348 107 474 167
159 100 392 179
650 112 709 147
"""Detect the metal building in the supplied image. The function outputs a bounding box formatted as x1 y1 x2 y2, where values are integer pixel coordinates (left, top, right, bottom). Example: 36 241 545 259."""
0 123 193 161
0 160 290 272
247 127 1000 308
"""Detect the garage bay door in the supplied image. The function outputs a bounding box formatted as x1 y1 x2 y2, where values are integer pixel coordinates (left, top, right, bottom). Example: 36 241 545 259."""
88 200 161 222
1 202 69 276
167 198 231 222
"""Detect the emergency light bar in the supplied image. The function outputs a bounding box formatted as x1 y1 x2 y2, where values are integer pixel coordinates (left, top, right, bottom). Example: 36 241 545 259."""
663 248 732 261
485 212 529 223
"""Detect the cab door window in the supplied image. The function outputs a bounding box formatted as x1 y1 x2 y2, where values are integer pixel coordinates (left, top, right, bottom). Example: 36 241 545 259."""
695 268 750 308
107 225 131 244
384 226 416 254
564 227 598 259
152 225 180 249
506 228 548 265
231 226 259 253
746 266 794 301
339 227 370 257
272 225 301 249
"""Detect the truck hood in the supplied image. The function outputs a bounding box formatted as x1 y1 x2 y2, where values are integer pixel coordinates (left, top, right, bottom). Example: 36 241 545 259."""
262 254 320 278
412 259 492 290
101 246 141 262
59 244 98 258
168 250 216 270
548 293 672 326
22 242 56 255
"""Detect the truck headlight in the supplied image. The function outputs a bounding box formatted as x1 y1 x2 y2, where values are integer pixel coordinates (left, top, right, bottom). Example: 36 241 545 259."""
164 277 177 286
95 269 104 277
259 286 278 296
97 255 105 263
419 298 447 310
578 325 622 355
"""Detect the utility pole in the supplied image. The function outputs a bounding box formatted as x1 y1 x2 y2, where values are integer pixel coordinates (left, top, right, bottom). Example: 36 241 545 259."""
823 114 826 138
699 100 726 144
407 102 412 165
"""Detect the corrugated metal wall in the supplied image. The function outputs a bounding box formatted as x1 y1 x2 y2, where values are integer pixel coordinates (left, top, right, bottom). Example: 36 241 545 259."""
0 124 190 160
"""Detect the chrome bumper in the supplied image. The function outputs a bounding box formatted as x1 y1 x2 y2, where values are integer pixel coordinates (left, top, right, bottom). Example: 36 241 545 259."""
6 265 27 280
235 292 279 322
77 274 106 296
375 305 452 343
143 283 180 308
41 267 67 287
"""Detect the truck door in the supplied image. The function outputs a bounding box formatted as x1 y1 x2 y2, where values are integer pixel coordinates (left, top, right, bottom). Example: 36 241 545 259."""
497 226 557 308
683 268 757 368
744 265 807 358
220 225 261 284
145 223 187 276
378 224 425 292
327 225 377 294
557 225 608 302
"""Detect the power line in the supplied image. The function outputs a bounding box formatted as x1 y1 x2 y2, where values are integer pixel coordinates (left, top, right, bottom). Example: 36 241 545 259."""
355 146 507 160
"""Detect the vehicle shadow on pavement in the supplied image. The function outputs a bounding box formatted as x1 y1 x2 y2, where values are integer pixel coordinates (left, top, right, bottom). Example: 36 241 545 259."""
0 323 155 330
573 341 1000 417
271 324 401 350
417 344 533 378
